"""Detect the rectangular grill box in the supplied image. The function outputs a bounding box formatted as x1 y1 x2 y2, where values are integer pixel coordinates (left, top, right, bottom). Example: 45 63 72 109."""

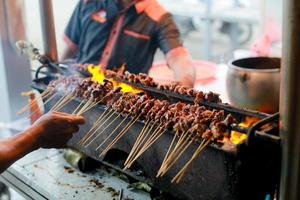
32 75 281 200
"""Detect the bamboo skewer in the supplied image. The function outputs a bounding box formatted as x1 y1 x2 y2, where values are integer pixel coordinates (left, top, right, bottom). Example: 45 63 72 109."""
124 121 154 167
79 110 116 146
54 95 75 112
78 108 111 145
126 122 155 162
140 127 165 154
158 138 194 177
171 139 211 183
49 95 67 111
125 122 161 167
124 120 151 166
79 109 114 145
157 131 193 177
125 127 165 169
95 115 129 151
50 94 70 111
55 95 74 111
100 114 141 157
80 100 100 115
156 133 178 178
84 113 121 148
72 100 85 115
77 98 94 116
160 134 194 174
17 90 53 115
25 93 58 118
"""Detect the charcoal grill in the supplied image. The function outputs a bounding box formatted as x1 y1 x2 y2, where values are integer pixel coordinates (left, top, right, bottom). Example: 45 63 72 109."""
12 0 300 198
31 73 281 200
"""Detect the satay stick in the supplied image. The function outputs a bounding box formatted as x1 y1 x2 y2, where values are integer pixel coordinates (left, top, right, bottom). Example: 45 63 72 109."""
172 139 211 183
141 127 164 152
162 134 192 169
157 133 181 176
17 90 50 115
124 122 155 167
162 134 203 177
95 115 129 151
54 95 75 112
126 122 156 164
50 94 69 111
80 100 101 115
27 93 59 118
80 110 116 146
92 110 117 128
158 132 193 176
22 93 58 116
78 108 111 145
72 100 85 115
156 133 178 177
77 98 94 115
50 94 70 111
124 120 150 166
159 138 194 177
41 90 53 100
173 139 210 183
126 128 165 169
79 99 97 115
100 114 141 157
77 97 94 115
84 113 121 147
55 95 75 111
39 89 48 97
161 131 189 164
43 93 58 105
126 123 161 166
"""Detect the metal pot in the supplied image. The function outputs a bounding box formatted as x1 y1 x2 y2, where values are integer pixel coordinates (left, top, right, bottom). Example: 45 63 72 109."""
226 57 280 113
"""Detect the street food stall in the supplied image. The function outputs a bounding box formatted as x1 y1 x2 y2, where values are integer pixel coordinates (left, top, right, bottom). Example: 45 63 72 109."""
0 0 299 200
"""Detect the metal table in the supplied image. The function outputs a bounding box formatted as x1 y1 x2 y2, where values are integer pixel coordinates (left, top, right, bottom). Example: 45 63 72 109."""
0 149 150 200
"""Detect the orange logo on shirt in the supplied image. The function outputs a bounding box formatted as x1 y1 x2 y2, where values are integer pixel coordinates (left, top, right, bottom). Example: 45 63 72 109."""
91 9 107 23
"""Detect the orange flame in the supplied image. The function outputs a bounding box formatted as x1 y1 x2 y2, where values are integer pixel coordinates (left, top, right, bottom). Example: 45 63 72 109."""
88 65 141 94
229 116 260 144
88 64 258 145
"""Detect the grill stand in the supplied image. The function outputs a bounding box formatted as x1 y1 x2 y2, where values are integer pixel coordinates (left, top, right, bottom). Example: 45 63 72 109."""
280 0 300 199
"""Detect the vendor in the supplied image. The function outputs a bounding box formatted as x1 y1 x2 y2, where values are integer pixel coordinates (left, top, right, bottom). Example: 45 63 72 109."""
61 0 195 87
0 112 85 173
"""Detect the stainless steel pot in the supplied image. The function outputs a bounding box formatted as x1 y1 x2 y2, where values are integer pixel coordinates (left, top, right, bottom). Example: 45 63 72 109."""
226 57 280 113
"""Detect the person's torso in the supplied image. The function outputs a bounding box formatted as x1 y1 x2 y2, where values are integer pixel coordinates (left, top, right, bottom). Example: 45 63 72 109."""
76 0 160 73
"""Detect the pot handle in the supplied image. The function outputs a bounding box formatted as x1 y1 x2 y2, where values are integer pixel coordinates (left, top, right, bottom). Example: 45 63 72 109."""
238 72 250 82
246 112 280 146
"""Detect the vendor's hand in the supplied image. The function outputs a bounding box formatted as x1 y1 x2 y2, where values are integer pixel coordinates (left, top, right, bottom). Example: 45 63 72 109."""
28 112 85 149
178 74 195 88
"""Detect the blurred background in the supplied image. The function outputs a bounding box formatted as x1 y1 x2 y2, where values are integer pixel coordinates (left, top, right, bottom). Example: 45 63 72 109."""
24 0 282 62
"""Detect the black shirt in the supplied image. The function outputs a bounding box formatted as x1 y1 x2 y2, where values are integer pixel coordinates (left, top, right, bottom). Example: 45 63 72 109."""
64 0 182 73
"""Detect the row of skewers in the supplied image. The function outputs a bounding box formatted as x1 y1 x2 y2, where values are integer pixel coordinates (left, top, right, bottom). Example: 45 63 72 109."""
104 70 222 104
21 75 236 183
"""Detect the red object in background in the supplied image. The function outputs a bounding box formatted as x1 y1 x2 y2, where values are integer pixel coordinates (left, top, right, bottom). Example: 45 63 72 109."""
28 93 42 124
149 60 217 85
250 17 282 57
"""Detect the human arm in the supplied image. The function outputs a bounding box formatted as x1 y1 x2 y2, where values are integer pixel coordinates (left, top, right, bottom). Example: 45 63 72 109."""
165 47 196 87
0 112 85 173
157 14 196 87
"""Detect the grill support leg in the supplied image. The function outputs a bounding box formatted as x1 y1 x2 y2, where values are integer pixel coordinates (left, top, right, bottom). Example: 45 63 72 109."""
280 0 300 199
